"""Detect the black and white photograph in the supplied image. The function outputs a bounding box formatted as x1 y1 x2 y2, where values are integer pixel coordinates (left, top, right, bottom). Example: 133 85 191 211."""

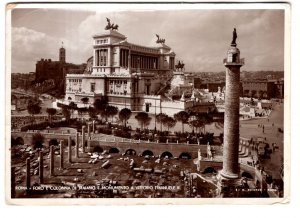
6 2 289 204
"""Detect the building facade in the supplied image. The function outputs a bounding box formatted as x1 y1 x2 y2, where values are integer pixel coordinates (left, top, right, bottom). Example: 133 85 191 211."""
242 80 276 99
35 45 86 95
64 25 176 112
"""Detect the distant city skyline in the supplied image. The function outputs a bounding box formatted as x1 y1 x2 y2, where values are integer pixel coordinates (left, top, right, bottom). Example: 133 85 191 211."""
11 8 284 73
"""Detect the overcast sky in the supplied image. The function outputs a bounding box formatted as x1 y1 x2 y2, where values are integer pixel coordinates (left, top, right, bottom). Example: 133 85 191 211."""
11 8 284 73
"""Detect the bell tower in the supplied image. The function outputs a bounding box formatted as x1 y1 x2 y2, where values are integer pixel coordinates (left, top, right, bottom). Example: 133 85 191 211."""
59 42 66 63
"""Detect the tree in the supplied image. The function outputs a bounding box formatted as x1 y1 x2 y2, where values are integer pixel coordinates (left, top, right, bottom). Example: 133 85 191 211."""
27 101 41 125
105 105 119 122
77 107 88 120
189 113 213 133
81 97 89 106
69 101 77 119
156 113 168 132
32 133 45 149
93 98 108 120
119 108 132 127
88 107 97 119
202 113 213 133
174 111 189 133
164 116 176 132
135 112 152 130
62 106 71 122
46 108 57 124
189 119 203 134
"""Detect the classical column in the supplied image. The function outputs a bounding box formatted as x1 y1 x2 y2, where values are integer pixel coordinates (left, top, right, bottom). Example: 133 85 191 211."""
11 167 16 198
220 29 244 179
125 50 128 67
120 49 123 67
75 132 79 158
92 120 95 133
60 140 64 169
87 137 91 152
82 126 86 152
50 145 54 176
39 151 44 184
26 157 31 195
128 50 131 71
87 124 91 138
68 136 72 163
107 48 111 68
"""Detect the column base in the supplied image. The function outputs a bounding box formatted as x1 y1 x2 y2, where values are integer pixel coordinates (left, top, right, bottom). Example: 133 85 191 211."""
220 170 239 179
217 171 242 197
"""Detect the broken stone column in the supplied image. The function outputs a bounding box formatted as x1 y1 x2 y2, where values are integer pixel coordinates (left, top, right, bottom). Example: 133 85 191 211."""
82 126 86 152
87 124 91 138
50 145 54 176
60 140 64 169
26 157 31 195
75 132 79 158
39 151 44 184
87 137 91 152
92 120 95 133
11 167 16 198
68 136 72 163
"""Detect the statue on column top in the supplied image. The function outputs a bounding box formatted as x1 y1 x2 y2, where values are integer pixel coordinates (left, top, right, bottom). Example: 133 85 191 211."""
231 28 237 46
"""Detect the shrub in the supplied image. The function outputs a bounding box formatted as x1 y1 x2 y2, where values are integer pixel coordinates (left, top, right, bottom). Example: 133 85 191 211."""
32 133 45 149
114 129 131 139
97 127 112 135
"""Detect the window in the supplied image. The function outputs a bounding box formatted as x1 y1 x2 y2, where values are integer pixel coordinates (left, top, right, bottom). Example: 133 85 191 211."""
91 83 95 92
145 103 150 112
99 49 107 66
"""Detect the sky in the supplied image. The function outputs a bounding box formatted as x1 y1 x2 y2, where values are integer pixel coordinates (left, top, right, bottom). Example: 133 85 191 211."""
10 7 285 73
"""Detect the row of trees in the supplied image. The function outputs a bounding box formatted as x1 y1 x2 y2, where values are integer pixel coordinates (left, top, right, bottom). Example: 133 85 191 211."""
57 100 214 133
27 96 215 134
155 111 213 134
62 98 133 128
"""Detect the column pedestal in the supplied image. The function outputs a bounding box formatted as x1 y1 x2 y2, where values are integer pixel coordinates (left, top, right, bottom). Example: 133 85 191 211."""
217 172 242 197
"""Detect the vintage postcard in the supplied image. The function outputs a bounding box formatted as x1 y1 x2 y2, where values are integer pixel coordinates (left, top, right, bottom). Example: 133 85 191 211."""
6 2 290 205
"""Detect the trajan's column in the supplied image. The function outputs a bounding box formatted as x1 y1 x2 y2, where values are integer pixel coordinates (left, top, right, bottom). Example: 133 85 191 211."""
220 28 244 180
